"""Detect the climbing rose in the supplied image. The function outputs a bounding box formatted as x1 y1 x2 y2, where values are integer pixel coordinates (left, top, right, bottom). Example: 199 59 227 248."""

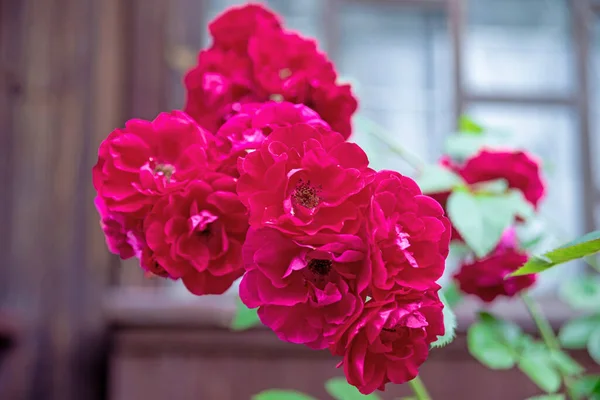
92 111 220 218
184 4 357 138
368 170 451 298
209 3 281 53
454 228 536 302
428 150 545 241
240 227 369 349
215 101 330 152
458 150 545 208
144 174 248 295
237 124 372 236
330 288 444 394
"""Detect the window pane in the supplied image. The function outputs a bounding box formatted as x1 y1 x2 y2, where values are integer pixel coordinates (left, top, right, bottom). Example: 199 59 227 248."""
337 3 451 161
466 0 573 95
591 17 600 227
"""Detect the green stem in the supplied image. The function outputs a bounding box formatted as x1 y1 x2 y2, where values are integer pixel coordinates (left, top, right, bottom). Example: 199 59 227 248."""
355 116 426 171
521 293 577 400
408 375 432 400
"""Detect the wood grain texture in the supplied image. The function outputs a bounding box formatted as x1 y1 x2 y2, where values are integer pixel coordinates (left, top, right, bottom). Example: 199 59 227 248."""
0 0 123 397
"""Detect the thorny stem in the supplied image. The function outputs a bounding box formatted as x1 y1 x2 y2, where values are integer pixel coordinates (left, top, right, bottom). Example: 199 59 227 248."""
408 375 432 400
521 293 578 400
355 116 426 172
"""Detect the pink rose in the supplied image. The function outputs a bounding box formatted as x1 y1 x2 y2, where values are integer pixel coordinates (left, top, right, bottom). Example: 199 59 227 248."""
239 227 369 349
237 124 373 236
368 171 451 297
209 3 282 53
144 174 248 295
330 289 444 394
215 101 330 152
454 228 536 302
92 111 219 218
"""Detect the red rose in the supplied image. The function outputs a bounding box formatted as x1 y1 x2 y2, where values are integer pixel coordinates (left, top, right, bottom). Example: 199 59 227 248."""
237 124 372 236
454 228 536 302
92 111 219 218
428 150 545 242
330 289 444 394
94 196 144 260
215 101 330 153
240 227 369 349
209 3 282 53
458 150 545 208
144 174 248 295
184 5 358 138
248 29 357 138
368 171 451 297
184 49 258 133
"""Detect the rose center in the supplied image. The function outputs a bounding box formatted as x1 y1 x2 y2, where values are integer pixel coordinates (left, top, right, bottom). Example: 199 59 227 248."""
292 179 321 209
153 163 176 182
189 211 218 236
279 68 292 79
307 259 332 276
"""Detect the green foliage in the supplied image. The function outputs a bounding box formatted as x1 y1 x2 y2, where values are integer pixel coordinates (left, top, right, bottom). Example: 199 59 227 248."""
448 190 531 258
525 395 566 400
559 315 600 349
415 164 465 194
572 375 600 399
468 313 584 394
431 291 457 348
324 377 382 400
467 312 522 369
458 115 485 134
252 390 317 400
442 281 462 309
560 277 600 311
230 296 262 331
587 328 600 364
512 230 600 276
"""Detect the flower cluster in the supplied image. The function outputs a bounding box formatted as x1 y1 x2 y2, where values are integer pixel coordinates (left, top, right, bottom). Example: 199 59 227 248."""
183 3 357 138
237 121 451 393
93 111 248 295
428 149 544 302
93 4 451 395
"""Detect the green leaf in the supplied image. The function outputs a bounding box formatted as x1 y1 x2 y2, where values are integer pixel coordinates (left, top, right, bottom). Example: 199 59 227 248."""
549 350 585 376
471 179 509 194
519 344 562 393
415 164 465 194
431 291 457 348
325 377 382 400
230 296 262 331
252 390 318 400
572 375 600 399
447 191 516 258
458 115 485 134
587 327 600 364
442 281 462 309
525 395 565 400
560 277 600 311
512 230 600 276
558 315 600 349
467 312 522 369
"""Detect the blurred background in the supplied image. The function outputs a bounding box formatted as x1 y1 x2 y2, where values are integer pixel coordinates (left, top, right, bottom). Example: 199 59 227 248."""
1 0 600 399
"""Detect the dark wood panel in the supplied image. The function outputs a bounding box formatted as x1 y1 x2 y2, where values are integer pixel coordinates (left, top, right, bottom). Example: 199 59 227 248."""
0 0 124 397
109 326 600 400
